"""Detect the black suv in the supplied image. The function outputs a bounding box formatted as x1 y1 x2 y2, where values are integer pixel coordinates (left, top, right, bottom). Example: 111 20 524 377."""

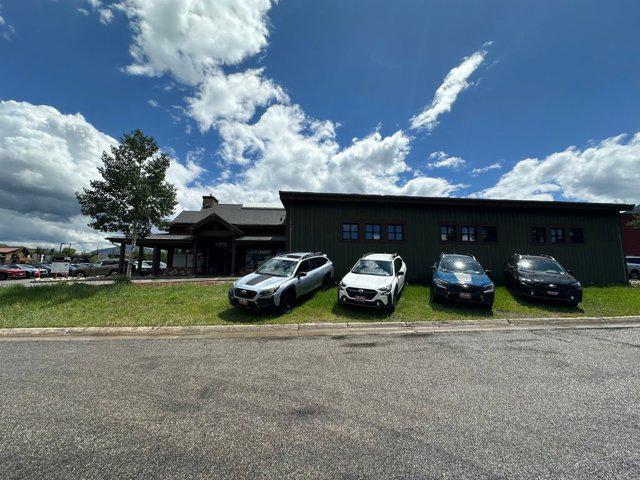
503 254 582 306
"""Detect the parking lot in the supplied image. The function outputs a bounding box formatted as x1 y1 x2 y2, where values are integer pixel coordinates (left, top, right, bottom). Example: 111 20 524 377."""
1 328 639 479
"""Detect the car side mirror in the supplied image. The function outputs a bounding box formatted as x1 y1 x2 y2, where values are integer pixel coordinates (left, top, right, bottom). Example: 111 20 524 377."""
485 269 493 277
430 265 436 271
397 271 405 276
567 269 575 276
296 271 307 278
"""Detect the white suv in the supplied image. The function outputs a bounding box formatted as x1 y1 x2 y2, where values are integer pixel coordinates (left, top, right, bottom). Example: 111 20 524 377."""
229 252 334 314
338 253 407 311
626 256 640 280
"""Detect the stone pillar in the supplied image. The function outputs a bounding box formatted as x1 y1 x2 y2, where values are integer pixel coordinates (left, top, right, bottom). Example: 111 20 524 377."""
137 242 144 275
118 243 126 274
152 247 161 276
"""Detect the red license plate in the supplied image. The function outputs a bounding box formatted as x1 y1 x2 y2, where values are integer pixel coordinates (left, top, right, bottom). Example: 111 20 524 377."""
546 291 559 296
458 292 472 300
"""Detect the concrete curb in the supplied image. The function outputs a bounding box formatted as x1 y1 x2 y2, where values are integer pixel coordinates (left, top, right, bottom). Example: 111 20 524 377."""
1 315 639 340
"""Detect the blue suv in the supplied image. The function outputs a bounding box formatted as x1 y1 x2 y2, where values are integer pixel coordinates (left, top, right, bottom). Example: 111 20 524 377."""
430 253 495 309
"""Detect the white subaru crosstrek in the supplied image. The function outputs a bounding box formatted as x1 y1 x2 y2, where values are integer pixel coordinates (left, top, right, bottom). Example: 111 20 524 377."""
338 253 407 311
228 252 334 314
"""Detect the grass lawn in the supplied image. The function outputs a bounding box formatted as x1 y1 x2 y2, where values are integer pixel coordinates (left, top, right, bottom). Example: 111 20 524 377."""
0 282 639 329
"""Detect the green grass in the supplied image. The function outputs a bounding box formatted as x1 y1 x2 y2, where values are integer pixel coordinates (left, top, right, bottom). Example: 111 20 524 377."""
0 282 639 329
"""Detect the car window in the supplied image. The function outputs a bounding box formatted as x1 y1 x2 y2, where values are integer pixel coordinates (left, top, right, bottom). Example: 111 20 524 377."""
627 257 640 264
518 257 567 274
439 256 483 274
296 259 312 274
312 257 327 269
255 258 297 277
352 259 393 276
393 258 403 273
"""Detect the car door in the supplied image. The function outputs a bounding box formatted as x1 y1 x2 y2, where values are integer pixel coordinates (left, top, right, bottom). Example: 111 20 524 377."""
295 259 314 295
310 257 327 289
394 257 406 291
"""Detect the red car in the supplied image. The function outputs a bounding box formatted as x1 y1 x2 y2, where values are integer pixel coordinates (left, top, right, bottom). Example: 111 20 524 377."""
0 264 28 280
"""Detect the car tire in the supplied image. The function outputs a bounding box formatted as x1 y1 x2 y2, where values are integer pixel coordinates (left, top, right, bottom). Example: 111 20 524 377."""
109 270 118 277
630 270 639 280
484 301 494 311
278 289 295 315
0 273 6 281
386 289 397 312
429 287 438 305
76 272 86 278
321 273 332 290
567 301 579 308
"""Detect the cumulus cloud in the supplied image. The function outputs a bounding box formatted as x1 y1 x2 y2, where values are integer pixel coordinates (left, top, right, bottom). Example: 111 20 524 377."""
426 151 466 169
410 43 490 132
0 100 212 247
476 134 640 203
98 8 114 24
0 3 15 40
120 0 275 85
471 162 502 175
187 68 288 131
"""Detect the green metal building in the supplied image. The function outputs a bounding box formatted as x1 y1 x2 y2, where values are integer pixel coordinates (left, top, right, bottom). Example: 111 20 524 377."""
280 191 632 284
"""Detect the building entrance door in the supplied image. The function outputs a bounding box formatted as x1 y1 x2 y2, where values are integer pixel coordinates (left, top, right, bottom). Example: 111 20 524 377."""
211 241 230 275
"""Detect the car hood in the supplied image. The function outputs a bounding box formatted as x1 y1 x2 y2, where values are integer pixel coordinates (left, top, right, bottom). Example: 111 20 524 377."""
235 272 289 290
518 272 578 285
435 271 492 287
341 272 394 290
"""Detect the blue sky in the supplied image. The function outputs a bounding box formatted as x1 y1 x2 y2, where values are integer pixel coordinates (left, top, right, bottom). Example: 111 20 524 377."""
0 0 639 246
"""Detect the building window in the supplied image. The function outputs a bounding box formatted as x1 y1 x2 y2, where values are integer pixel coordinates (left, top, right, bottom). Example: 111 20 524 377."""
365 223 382 240
481 226 498 243
245 249 273 271
342 223 359 240
550 227 565 244
387 224 404 241
568 228 584 244
172 248 193 268
531 227 546 244
461 226 477 242
441 225 457 242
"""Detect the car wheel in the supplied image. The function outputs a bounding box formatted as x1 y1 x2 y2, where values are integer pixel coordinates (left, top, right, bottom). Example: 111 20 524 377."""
567 301 579 308
76 272 86 278
278 290 295 315
429 287 438 305
321 273 332 290
630 270 640 280
484 301 494 310
386 289 397 312
109 270 119 277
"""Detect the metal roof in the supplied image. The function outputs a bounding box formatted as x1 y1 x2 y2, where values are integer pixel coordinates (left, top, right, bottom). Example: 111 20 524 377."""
234 235 286 243
106 234 194 243
279 191 634 212
172 203 285 226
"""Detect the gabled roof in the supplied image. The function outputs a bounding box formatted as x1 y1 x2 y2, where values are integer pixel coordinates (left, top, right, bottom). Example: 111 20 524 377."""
0 246 29 254
280 191 634 213
172 203 285 226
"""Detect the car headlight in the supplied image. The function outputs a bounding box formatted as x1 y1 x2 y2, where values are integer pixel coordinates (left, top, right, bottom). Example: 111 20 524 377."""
520 277 533 284
378 284 392 293
569 281 581 288
483 284 495 293
433 278 448 287
258 287 278 297
339 281 346 288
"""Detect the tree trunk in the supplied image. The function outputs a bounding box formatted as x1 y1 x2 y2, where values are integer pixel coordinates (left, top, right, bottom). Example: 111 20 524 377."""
126 223 138 278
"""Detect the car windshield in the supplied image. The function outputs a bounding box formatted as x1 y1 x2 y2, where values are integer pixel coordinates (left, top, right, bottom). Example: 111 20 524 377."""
439 257 484 274
255 258 297 277
518 258 566 274
351 259 393 276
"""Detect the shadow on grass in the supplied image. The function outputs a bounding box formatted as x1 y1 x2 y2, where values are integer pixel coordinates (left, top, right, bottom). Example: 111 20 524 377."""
510 293 584 315
429 298 494 318
0 283 115 307
330 302 392 321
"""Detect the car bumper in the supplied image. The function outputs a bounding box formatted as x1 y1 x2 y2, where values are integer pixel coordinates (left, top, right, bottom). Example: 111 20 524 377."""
228 291 277 310
518 284 583 303
433 285 494 305
338 288 392 308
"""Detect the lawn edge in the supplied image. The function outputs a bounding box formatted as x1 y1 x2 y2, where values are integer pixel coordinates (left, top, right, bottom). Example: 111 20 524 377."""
1 315 639 339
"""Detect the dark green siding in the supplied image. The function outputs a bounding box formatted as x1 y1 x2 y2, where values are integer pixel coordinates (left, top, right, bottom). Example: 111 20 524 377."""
286 201 627 284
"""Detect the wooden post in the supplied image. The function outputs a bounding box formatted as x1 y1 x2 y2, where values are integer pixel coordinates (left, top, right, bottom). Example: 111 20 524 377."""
152 247 161 276
230 238 236 276
192 239 198 276
118 242 126 274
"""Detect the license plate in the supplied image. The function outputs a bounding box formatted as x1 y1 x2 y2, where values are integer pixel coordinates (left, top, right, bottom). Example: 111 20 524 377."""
458 292 472 300
354 296 366 302
546 291 559 296
239 298 248 305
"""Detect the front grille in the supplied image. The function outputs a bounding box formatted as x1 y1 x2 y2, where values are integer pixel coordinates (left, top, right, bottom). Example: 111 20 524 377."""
234 288 257 299
346 287 378 300
448 284 482 294
531 283 570 296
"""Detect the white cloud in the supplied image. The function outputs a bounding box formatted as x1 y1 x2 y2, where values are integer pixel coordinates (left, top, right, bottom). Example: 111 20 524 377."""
476 134 640 203
147 99 159 108
77 8 90 16
120 0 275 85
471 162 502 175
410 43 490 132
0 3 15 40
98 8 114 24
0 100 209 247
426 151 466 169
187 68 288 131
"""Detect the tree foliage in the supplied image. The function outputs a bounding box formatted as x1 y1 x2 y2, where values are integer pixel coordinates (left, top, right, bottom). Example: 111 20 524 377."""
76 129 177 277
629 214 640 230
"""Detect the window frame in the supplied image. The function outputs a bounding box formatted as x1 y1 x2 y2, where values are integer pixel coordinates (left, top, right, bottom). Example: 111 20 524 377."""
387 223 405 242
480 225 498 244
568 227 585 244
549 227 566 244
440 224 457 243
530 226 547 244
341 222 359 241
365 223 382 241
460 225 478 243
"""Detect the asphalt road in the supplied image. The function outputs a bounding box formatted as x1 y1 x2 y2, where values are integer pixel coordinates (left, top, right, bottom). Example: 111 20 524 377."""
1 329 639 479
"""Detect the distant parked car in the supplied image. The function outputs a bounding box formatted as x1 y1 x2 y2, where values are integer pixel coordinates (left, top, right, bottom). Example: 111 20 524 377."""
73 259 121 277
34 263 53 276
139 260 167 275
503 254 582 306
229 252 334 314
0 264 28 280
15 264 41 278
337 253 406 311
430 253 494 309
626 256 640 280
